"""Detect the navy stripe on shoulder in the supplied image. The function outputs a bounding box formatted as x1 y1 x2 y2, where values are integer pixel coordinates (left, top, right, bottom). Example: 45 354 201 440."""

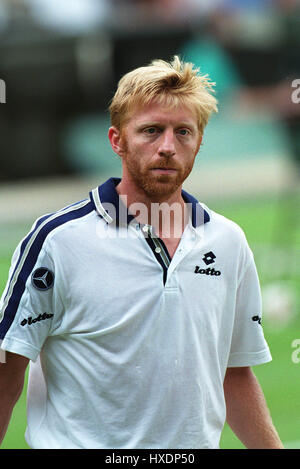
1 213 54 303
0 199 93 339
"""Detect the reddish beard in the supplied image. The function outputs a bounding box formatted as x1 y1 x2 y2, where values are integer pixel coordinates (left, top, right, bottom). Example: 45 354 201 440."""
120 134 194 198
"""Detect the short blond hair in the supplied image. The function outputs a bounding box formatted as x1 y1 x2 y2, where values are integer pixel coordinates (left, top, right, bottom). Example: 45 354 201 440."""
109 55 218 135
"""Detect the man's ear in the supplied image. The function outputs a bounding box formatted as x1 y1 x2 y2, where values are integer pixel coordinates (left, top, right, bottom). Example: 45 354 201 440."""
195 135 203 156
108 126 125 157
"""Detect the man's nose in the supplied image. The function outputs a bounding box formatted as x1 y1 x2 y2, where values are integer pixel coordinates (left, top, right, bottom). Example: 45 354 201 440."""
158 129 176 157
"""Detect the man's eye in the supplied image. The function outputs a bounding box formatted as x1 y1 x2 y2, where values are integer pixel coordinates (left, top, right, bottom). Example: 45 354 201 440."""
178 129 189 136
145 128 158 134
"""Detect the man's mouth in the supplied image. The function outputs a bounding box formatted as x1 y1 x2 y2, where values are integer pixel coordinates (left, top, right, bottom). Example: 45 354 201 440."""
150 168 177 174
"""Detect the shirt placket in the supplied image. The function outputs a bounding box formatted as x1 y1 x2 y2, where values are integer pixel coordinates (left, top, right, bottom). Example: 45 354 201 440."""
139 223 203 287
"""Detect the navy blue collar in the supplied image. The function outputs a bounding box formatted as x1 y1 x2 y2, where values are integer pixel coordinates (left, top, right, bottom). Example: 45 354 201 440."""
90 177 210 228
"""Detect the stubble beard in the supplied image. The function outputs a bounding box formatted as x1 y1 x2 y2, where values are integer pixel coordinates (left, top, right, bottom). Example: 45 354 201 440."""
122 141 195 199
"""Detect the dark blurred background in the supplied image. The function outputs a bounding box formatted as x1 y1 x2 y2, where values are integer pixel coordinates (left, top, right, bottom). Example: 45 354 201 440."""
0 0 299 181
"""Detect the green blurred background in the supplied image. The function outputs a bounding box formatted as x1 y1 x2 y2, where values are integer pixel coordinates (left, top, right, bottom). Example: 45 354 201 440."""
0 0 300 449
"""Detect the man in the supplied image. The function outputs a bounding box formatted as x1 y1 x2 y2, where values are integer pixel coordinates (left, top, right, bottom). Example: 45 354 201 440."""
0 56 283 449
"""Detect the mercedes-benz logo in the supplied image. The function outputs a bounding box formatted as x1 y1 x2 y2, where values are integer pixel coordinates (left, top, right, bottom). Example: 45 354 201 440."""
32 267 54 291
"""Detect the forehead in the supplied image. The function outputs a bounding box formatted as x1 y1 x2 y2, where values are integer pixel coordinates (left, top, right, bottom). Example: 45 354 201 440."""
125 101 199 129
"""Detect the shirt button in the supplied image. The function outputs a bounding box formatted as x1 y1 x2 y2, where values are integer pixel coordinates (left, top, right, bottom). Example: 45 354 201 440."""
155 247 161 253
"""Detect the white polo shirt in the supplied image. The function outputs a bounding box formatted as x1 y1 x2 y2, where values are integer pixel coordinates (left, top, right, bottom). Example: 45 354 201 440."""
0 177 271 449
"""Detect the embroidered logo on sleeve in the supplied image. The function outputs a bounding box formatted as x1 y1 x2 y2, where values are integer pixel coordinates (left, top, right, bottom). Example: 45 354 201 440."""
20 312 54 326
252 315 262 325
32 267 54 291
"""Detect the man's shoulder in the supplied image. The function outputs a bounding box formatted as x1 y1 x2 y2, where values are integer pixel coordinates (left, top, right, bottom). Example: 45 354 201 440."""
29 197 96 247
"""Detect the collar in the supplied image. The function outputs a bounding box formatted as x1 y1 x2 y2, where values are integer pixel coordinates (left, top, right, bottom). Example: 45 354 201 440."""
89 177 210 228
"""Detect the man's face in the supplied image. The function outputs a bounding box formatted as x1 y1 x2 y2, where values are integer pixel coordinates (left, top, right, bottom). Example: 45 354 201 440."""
111 101 202 199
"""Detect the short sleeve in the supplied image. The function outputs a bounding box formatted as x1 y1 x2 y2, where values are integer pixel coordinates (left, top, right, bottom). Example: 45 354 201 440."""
227 244 272 367
0 236 62 362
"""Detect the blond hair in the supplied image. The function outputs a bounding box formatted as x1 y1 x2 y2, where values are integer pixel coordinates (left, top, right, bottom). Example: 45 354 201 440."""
109 55 218 135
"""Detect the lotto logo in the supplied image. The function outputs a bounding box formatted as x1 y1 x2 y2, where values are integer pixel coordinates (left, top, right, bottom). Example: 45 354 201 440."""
20 312 54 327
194 266 221 276
202 251 216 265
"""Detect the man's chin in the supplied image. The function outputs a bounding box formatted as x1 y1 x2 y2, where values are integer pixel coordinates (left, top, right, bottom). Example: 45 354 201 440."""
142 178 182 198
